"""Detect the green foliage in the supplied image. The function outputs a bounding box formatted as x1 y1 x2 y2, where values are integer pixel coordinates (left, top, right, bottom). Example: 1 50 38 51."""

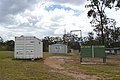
43 34 81 52
69 42 80 50
86 0 120 45
0 36 3 42
116 0 120 7
82 28 120 47
0 40 14 51
42 36 63 52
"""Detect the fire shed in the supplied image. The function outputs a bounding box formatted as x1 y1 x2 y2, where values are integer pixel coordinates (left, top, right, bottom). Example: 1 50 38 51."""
49 44 67 53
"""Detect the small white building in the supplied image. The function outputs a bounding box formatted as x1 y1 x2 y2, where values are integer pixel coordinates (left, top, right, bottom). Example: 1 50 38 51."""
106 48 120 54
71 49 80 54
14 36 43 59
49 44 67 53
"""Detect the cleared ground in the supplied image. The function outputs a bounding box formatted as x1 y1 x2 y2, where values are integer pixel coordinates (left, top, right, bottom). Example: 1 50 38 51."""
0 51 120 80
44 56 100 80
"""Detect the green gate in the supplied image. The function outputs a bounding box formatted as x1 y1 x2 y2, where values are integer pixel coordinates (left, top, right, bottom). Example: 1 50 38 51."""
94 46 106 58
80 46 92 58
80 45 106 63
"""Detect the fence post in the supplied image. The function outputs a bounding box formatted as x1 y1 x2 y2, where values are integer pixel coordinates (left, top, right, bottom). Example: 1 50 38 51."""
103 57 106 63
80 57 82 63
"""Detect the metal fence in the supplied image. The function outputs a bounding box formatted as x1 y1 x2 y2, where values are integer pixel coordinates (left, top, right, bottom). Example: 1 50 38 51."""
80 46 106 63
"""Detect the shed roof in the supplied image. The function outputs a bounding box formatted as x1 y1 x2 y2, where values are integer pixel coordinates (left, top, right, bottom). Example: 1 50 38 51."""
106 47 120 50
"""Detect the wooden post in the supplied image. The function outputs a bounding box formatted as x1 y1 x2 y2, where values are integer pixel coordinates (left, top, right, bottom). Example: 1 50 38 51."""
103 57 106 63
80 57 82 63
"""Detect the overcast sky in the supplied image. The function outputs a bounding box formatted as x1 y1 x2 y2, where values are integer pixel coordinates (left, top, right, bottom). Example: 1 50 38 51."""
0 0 120 41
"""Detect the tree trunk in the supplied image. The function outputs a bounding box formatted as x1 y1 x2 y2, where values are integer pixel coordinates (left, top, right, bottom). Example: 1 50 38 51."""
99 11 104 45
101 26 104 45
96 5 104 45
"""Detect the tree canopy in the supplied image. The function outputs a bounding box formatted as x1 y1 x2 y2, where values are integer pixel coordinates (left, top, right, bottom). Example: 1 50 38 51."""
86 0 120 45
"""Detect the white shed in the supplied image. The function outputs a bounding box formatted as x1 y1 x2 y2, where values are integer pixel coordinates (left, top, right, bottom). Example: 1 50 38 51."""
14 36 43 59
49 44 67 53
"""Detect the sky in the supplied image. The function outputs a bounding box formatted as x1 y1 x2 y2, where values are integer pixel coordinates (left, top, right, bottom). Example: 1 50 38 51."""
0 0 120 41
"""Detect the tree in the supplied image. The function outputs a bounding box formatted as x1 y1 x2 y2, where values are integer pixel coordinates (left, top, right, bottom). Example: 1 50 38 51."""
0 36 3 43
42 36 63 52
63 33 80 49
109 27 120 47
87 32 94 45
86 0 120 45
5 40 14 51
42 36 54 52
0 40 14 51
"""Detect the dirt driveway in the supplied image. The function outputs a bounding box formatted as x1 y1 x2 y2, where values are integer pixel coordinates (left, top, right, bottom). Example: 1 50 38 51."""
44 56 101 80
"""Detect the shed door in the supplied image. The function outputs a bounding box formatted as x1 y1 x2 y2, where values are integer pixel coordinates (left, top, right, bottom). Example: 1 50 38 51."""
55 46 59 53
25 50 34 58
55 46 62 53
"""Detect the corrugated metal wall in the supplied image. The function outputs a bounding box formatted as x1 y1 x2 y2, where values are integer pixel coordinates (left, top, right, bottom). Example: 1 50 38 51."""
14 36 43 59
49 44 67 53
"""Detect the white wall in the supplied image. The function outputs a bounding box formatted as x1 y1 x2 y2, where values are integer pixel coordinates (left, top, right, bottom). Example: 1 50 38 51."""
71 49 79 54
14 36 43 59
49 44 67 53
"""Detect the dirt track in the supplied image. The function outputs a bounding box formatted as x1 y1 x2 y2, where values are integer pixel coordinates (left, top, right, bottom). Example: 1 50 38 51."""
44 56 101 80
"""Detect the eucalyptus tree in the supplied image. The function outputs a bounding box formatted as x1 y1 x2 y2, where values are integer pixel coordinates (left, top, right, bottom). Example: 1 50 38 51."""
0 36 3 43
86 0 120 45
110 27 120 47
87 32 94 45
63 33 80 49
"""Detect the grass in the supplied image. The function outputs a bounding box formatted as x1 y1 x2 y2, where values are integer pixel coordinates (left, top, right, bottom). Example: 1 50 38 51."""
63 54 120 80
0 51 74 80
0 51 120 80
43 52 74 58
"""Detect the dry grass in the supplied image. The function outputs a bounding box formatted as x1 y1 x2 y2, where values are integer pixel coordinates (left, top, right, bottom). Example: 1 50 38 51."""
63 54 120 80
0 51 74 80
0 51 120 80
